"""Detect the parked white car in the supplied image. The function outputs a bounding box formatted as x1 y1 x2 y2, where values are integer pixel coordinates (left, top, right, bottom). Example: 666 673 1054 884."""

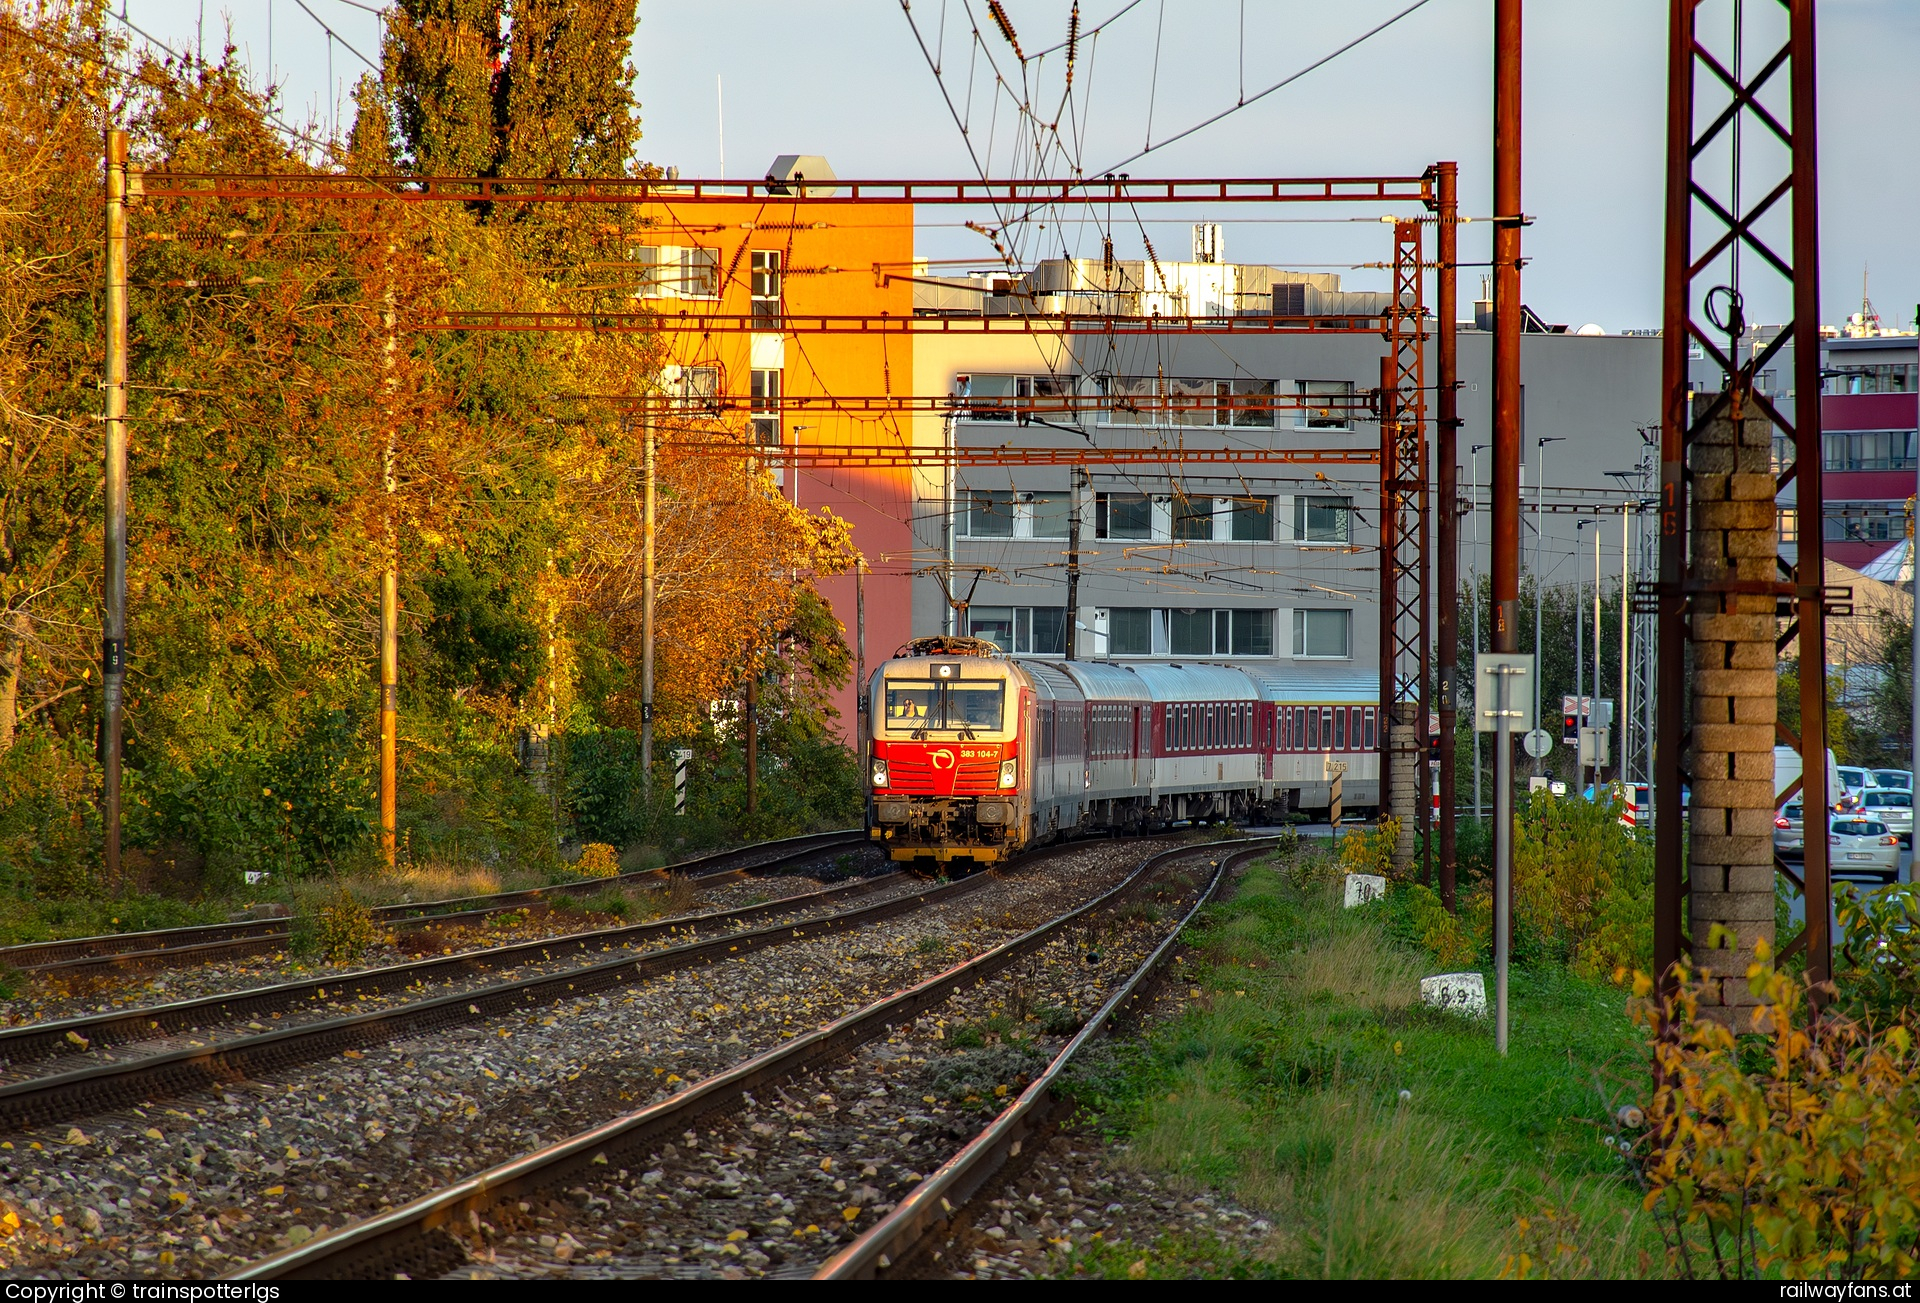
1861 789 1914 845
1872 769 1914 794
1829 815 1902 884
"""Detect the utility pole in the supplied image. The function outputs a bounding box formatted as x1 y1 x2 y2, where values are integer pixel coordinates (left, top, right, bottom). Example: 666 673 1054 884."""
641 416 655 800
1576 518 1588 779
379 248 398 870
102 129 130 889
1592 511 1603 790
1620 500 1630 786
1491 0 1524 1054
744 668 758 817
855 559 868 756
1471 443 1488 820
1534 436 1564 777
1065 467 1084 659
1434 161 1461 910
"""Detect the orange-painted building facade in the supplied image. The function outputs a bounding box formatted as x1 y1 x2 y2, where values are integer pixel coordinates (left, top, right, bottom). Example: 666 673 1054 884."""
636 180 918 737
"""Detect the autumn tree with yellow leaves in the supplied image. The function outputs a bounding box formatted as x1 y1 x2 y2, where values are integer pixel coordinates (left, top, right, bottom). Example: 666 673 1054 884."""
0 1 858 907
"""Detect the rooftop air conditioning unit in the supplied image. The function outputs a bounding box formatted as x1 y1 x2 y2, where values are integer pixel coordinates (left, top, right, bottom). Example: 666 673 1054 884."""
765 154 839 198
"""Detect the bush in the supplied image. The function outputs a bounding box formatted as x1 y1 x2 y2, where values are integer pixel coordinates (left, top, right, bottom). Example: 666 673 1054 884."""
307 889 381 964
1385 795 1651 978
1339 818 1399 878
1626 934 1920 1279
574 843 619 878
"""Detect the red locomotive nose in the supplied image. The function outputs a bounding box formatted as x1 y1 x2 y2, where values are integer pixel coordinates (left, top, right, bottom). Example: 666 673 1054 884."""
871 742 1005 797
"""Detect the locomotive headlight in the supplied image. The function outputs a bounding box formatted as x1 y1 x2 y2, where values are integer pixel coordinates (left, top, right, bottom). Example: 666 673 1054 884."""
998 758 1018 789
870 757 889 789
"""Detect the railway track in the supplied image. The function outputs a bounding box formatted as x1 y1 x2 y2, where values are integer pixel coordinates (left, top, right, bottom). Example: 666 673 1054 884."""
220 836 1267 1281
0 829 863 978
0 862 967 1133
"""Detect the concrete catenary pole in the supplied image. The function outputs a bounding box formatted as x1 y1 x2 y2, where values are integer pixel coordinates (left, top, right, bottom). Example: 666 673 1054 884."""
102 129 130 888
1491 0 1524 1054
1435 160 1461 910
379 250 398 869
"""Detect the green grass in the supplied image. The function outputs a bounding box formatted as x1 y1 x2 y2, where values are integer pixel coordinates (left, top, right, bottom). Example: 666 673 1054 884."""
0 892 232 948
1057 854 1655 1279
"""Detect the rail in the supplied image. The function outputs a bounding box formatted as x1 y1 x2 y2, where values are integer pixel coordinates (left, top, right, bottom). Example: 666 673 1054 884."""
0 861 973 1133
816 843 1261 1278
0 829 863 975
224 837 1270 1280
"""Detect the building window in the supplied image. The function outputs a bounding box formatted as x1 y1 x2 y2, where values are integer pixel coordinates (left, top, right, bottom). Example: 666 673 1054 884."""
1825 363 1919 395
1778 507 1798 544
750 250 782 327
1096 492 1153 540
1824 505 1903 543
960 490 1071 538
1295 380 1354 430
968 606 1066 655
749 369 781 445
1824 429 1917 472
1108 608 1152 655
1292 608 1351 659
1095 492 1275 543
1294 495 1352 545
965 490 1016 538
1098 376 1274 427
1114 608 1273 657
678 247 720 299
1229 496 1274 541
956 373 1024 422
1172 496 1214 541
1023 492 1072 539
1169 609 1213 656
675 365 720 413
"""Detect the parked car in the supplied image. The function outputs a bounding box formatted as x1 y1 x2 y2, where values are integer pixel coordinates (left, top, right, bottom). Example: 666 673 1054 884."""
1872 769 1914 793
1836 766 1880 808
1774 803 1805 860
1829 815 1902 884
1862 789 1914 845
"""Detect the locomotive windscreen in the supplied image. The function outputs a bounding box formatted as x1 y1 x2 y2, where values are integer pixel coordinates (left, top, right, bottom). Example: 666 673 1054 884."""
883 680 1004 731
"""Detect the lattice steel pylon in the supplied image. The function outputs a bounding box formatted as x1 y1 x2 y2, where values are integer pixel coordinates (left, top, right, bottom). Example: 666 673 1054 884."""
1655 0 1830 1003
1379 220 1429 873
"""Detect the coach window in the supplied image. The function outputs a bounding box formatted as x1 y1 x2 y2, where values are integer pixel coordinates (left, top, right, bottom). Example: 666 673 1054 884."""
1293 706 1306 750
1334 709 1347 751
1363 707 1377 750
1306 707 1320 751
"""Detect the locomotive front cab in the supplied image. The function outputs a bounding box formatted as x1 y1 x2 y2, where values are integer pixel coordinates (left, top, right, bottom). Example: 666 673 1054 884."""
867 637 1025 865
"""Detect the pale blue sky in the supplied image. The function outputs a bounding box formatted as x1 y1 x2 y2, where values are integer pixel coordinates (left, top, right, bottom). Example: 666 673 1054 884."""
122 0 1919 332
